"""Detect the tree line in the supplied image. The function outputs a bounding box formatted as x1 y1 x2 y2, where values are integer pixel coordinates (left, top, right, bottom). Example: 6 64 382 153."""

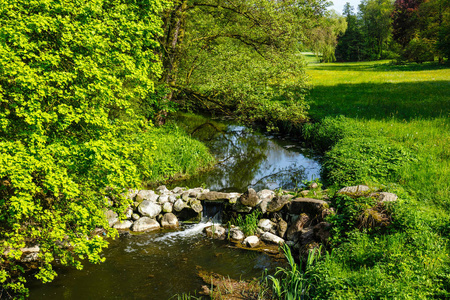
335 0 450 62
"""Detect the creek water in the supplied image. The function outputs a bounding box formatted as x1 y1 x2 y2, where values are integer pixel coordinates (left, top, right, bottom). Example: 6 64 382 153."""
28 115 321 299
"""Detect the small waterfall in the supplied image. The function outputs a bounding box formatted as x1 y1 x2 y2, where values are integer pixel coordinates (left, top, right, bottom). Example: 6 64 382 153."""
201 201 223 223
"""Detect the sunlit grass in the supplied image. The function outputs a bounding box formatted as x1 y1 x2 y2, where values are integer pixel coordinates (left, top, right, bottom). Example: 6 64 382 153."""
299 56 450 298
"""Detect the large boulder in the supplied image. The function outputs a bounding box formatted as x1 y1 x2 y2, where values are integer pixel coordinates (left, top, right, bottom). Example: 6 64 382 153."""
261 232 284 245
288 198 330 218
239 188 260 207
131 217 160 232
138 201 162 218
113 220 133 230
198 191 231 201
243 236 260 248
371 192 398 203
161 213 179 228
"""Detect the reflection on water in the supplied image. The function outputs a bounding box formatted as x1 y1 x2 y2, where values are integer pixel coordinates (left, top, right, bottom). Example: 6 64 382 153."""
171 114 321 192
28 225 281 299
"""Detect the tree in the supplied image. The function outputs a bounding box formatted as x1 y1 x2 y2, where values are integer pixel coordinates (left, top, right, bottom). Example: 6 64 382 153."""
308 10 348 62
0 0 166 297
392 0 423 47
157 0 330 129
335 3 365 61
359 0 394 59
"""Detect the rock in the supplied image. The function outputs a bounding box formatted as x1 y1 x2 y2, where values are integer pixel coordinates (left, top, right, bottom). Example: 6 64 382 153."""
243 236 260 248
258 219 276 232
136 190 159 203
300 190 310 197
156 185 170 194
286 213 310 241
162 202 173 213
168 195 177 203
132 213 140 221
228 193 241 204
313 222 331 244
113 220 133 230
172 187 186 194
105 209 118 227
277 218 288 238
125 207 133 219
338 185 370 195
189 190 200 198
124 189 138 200
261 232 284 245
204 225 226 240
161 213 179 228
257 190 275 202
21 245 40 253
131 217 160 232
309 182 319 189
21 253 39 262
259 199 269 214
190 199 203 213
181 191 190 201
239 188 260 207
267 195 293 213
230 228 245 240
371 192 398 203
198 191 231 201
288 198 330 218
174 199 186 212
299 228 315 246
138 201 162 218
158 195 169 204
233 202 253 213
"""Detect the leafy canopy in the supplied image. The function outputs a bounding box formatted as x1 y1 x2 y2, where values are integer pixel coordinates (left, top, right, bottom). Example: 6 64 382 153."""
0 0 167 297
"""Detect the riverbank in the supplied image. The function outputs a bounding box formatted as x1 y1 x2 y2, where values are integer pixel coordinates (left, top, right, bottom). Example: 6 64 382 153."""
299 56 450 298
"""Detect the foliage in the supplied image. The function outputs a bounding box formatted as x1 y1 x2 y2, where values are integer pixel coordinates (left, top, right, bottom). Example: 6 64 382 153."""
160 0 325 129
335 3 365 61
231 211 261 236
307 11 347 63
263 244 321 300
130 123 215 184
0 0 168 297
322 136 416 186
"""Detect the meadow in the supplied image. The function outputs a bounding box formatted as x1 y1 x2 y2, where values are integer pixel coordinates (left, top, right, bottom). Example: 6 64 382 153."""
300 54 450 298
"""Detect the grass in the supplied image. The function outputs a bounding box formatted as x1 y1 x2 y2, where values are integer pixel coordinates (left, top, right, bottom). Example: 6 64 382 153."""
294 54 450 298
129 123 215 185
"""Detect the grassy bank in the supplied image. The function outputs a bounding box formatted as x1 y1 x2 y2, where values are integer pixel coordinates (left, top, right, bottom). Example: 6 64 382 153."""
130 123 215 186
300 55 450 298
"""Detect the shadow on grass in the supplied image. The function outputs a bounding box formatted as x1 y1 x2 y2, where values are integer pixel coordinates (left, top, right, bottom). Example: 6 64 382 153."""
307 61 450 72
308 80 450 120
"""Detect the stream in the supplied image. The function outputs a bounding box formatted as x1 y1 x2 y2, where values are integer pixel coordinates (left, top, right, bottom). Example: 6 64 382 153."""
28 115 321 299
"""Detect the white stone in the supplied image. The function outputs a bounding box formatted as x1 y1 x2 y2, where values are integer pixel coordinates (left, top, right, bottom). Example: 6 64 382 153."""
261 232 285 245
258 219 275 232
138 201 162 218
158 195 169 204
162 202 173 213
173 199 186 212
230 228 245 240
243 236 260 248
131 217 160 232
113 220 133 230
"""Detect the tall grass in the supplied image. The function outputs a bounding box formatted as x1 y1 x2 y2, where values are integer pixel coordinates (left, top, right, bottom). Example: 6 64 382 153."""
298 55 450 298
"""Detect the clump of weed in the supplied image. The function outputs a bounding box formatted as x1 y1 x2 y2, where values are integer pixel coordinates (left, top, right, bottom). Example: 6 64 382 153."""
230 210 262 236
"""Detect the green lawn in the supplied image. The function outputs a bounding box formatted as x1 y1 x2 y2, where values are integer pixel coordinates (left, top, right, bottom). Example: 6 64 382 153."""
301 54 450 299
